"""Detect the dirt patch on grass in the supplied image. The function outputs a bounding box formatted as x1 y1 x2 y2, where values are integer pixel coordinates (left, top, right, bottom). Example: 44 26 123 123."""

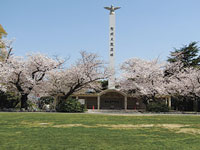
157 124 189 129
51 123 188 130
95 124 190 131
50 123 189 130
15 131 22 134
20 121 52 127
53 124 91 128
39 123 50 125
176 128 200 134
51 124 155 129
19 122 200 135
96 124 200 135
96 124 154 129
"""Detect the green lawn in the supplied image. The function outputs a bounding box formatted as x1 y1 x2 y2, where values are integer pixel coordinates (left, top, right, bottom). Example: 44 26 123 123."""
0 113 200 150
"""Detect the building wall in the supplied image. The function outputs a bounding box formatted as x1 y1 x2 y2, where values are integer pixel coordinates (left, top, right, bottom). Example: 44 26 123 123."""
74 92 146 110
127 97 146 110
79 96 97 109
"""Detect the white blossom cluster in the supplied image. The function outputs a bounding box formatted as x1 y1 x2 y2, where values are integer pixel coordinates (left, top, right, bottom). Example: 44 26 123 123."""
120 58 200 100
166 62 200 98
120 58 167 97
0 45 108 108
45 51 109 98
0 53 63 96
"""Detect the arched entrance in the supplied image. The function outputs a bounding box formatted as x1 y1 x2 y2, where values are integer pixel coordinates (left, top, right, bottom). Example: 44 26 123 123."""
98 89 127 110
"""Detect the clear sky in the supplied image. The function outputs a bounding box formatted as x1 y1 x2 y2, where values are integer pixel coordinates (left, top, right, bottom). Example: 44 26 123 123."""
1 0 200 66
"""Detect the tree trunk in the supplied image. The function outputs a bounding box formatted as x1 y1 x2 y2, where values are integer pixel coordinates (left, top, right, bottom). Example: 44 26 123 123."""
21 94 28 110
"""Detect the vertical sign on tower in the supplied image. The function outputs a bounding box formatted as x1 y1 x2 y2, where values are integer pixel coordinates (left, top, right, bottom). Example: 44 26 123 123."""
104 5 121 89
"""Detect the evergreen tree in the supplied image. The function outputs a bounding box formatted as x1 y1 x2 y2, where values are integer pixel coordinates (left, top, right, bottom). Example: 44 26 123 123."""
167 42 200 68
0 24 7 39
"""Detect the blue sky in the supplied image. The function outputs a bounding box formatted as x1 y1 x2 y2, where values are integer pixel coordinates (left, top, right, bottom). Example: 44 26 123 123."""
1 0 200 66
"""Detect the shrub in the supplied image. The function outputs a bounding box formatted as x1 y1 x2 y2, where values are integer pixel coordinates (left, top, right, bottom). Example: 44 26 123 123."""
38 96 54 110
146 102 169 112
56 98 86 113
0 91 20 109
27 101 38 112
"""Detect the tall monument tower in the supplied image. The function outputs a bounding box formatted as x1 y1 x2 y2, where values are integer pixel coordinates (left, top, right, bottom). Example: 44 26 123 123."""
104 5 120 89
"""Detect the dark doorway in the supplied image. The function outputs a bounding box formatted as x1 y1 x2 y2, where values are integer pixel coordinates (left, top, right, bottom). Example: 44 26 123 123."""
100 92 124 109
197 100 200 112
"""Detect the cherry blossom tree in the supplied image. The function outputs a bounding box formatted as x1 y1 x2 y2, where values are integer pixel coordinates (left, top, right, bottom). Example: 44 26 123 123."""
165 62 200 99
120 58 166 102
0 39 15 103
44 51 108 102
163 61 200 110
0 53 64 109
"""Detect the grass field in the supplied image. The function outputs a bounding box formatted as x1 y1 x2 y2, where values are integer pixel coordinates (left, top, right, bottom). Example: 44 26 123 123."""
0 113 200 150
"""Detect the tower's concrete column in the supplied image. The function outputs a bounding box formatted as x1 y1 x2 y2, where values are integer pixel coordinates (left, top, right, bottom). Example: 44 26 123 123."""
108 13 116 89
104 5 120 89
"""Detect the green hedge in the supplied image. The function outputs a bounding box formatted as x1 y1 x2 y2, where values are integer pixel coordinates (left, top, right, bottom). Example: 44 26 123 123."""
38 96 54 110
0 91 20 109
56 98 86 113
146 102 169 112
